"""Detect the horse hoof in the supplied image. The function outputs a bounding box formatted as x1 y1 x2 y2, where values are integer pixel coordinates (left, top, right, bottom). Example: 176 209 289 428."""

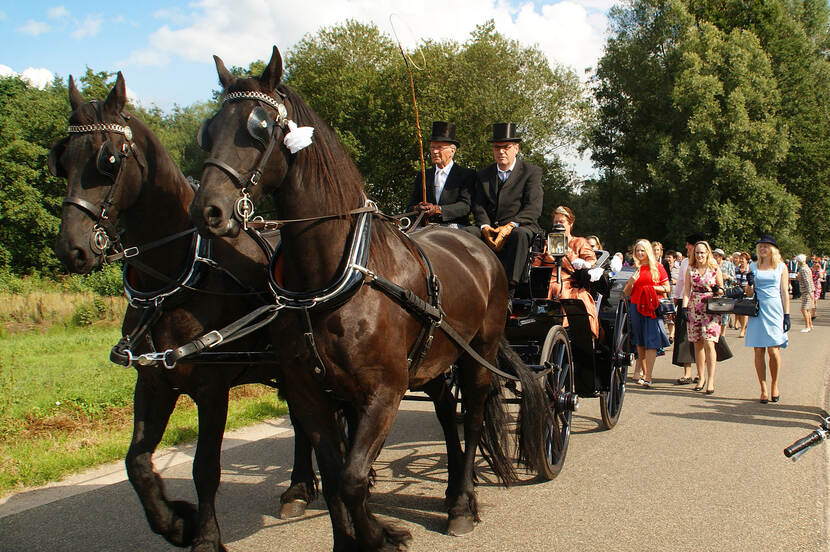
279 499 308 519
447 515 475 537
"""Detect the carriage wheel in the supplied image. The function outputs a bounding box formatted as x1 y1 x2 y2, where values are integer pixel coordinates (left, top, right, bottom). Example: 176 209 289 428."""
536 325 576 480
600 299 631 429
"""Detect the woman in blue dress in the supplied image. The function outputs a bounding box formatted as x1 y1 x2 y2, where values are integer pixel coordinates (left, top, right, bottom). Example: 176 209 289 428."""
744 235 790 403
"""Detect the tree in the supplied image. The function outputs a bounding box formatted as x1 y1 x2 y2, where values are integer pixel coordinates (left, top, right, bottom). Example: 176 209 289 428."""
588 0 800 252
285 20 589 218
0 76 69 273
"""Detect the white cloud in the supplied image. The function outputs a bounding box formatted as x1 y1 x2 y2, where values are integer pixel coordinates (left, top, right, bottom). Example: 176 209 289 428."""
0 64 15 77
126 0 618 79
19 19 50 36
20 67 55 89
48 6 70 19
71 14 103 39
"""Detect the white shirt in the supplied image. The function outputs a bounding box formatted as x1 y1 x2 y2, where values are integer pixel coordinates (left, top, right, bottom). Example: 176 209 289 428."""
433 160 453 202
497 159 517 183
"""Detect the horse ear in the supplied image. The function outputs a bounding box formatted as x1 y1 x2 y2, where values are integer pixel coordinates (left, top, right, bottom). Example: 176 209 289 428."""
214 55 234 89
68 75 84 111
260 46 283 91
104 72 127 114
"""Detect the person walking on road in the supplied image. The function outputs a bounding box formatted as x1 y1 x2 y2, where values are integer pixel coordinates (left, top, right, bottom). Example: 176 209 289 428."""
744 235 790 404
795 254 814 333
682 241 724 394
623 239 671 388
734 252 752 338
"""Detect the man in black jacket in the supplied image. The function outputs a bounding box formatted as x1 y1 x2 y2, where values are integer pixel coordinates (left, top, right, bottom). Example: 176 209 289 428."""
467 122 543 287
407 121 476 228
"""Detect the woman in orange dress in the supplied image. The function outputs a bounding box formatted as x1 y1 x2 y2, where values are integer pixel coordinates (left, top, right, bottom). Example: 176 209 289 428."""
533 206 599 338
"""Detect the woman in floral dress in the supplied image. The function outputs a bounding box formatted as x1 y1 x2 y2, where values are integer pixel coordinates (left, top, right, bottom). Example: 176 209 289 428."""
682 241 724 394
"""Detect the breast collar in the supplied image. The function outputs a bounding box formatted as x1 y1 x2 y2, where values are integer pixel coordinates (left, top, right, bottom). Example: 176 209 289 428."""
266 201 373 310
124 232 213 308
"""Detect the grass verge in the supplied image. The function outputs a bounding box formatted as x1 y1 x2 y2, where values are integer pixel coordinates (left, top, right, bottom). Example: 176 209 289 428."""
0 325 287 497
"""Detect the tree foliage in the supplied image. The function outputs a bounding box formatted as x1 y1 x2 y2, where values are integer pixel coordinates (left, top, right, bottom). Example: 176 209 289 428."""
587 0 830 255
285 20 589 217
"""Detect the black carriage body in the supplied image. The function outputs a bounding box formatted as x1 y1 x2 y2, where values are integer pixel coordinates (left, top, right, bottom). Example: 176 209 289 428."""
506 258 632 398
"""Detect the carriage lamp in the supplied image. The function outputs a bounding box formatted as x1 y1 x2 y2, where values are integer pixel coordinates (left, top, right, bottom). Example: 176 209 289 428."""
547 224 569 258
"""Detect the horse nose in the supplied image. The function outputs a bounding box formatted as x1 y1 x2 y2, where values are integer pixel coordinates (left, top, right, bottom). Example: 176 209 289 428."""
56 240 91 273
203 204 226 230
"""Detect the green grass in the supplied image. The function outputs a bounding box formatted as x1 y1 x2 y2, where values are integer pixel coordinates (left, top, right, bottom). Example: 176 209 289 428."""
0 325 287 497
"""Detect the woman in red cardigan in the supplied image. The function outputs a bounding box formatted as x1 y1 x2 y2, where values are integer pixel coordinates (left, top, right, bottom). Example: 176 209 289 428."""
623 239 671 388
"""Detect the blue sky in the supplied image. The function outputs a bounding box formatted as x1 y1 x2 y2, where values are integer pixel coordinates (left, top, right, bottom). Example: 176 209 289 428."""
2 1 616 108
2 1 617 174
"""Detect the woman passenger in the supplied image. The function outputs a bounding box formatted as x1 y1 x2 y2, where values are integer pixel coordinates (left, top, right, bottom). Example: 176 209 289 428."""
534 206 599 338
623 239 671 388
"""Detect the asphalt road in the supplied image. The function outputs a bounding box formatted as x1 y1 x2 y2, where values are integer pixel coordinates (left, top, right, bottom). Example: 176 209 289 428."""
2 303 829 552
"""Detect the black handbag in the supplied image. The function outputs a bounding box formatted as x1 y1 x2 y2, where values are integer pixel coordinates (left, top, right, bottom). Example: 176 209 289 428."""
656 298 676 316
733 296 760 317
706 296 734 314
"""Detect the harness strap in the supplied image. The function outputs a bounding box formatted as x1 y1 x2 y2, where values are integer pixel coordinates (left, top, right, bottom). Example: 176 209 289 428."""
245 204 378 230
203 157 247 188
163 304 283 367
300 307 333 391
105 228 196 263
367 273 519 382
110 307 165 366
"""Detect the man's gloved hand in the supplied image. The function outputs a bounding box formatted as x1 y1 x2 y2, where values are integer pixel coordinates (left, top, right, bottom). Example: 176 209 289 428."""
414 202 431 213
783 313 791 332
415 202 441 219
481 226 499 250
429 204 442 219
492 224 514 252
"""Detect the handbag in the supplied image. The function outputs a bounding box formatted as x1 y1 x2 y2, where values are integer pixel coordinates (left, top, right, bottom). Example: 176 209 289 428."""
656 298 676 316
705 296 734 314
715 334 733 361
733 296 760 317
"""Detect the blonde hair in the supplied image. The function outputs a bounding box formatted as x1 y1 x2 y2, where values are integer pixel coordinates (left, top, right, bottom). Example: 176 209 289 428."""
633 238 659 282
586 235 602 250
690 241 719 271
756 243 782 269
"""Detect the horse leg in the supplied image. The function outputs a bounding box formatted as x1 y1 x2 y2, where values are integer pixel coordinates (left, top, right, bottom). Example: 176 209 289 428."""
279 409 318 519
125 377 197 547
420 376 463 509
282 385 356 551
341 388 412 552
189 386 230 552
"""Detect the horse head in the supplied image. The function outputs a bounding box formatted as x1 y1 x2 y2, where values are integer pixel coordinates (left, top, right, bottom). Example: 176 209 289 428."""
190 46 295 238
51 73 147 273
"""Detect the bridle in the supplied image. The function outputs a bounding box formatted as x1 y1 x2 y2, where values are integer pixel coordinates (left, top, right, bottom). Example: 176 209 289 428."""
62 111 141 256
199 90 290 229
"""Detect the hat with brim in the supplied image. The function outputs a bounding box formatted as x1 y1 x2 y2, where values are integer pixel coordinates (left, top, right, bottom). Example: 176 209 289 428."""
713 248 725 257
757 234 778 247
429 121 459 147
488 122 522 143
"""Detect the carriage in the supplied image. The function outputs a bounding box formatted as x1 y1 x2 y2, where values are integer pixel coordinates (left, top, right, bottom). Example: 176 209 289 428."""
51 50 634 551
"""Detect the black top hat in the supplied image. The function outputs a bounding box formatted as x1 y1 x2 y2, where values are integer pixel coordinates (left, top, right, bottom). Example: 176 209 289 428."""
757 234 778 247
488 122 522 143
429 121 459 146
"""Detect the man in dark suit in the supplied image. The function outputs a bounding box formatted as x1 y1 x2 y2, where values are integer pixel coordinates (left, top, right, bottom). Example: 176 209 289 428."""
407 121 476 228
467 122 543 287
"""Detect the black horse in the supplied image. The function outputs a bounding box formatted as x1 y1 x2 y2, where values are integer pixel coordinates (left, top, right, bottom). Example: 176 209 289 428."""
190 47 547 551
50 73 318 552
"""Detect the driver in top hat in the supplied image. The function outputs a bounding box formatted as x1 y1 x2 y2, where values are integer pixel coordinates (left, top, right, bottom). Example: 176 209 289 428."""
407 121 477 228
467 122 543 289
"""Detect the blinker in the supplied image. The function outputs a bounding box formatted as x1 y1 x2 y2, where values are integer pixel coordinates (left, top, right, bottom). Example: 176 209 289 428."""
96 140 123 180
247 106 274 146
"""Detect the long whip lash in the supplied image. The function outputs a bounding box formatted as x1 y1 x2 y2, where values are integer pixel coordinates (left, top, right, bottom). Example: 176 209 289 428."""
390 15 427 202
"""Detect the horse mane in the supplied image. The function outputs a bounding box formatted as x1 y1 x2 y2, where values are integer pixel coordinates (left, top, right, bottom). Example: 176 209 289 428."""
277 84 366 215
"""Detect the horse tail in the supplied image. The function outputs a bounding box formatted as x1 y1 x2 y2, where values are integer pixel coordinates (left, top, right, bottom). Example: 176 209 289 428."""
497 336 548 472
478 369 517 485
